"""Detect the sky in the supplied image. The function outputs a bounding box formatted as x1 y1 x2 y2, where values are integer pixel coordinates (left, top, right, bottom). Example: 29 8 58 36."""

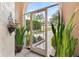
25 2 59 18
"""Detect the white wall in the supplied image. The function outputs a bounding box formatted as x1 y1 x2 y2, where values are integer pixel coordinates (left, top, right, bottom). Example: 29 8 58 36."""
0 2 15 57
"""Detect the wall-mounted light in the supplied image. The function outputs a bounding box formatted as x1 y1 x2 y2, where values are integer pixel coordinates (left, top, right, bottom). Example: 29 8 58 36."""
7 12 15 35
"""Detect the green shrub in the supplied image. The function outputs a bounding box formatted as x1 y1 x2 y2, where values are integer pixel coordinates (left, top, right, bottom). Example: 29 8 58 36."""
32 36 37 43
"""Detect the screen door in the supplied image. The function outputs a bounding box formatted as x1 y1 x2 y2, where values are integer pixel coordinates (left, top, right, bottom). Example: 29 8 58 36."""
29 9 48 56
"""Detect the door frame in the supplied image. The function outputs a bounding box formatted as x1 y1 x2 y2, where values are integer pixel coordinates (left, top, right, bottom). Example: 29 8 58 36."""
29 8 48 56
24 3 60 57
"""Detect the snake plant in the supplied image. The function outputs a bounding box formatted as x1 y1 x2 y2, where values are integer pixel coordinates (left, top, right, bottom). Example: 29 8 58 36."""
15 25 26 46
51 9 78 57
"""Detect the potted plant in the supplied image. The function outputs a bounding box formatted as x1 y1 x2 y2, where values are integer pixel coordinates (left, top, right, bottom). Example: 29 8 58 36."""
15 25 26 53
51 9 78 57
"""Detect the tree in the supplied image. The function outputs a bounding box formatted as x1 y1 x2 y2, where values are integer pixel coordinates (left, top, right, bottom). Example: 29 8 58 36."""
26 13 44 31
36 14 44 21
50 11 59 29
32 20 42 30
26 20 42 31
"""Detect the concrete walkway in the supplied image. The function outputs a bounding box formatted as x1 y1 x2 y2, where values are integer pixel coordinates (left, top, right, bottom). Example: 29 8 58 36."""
15 48 42 57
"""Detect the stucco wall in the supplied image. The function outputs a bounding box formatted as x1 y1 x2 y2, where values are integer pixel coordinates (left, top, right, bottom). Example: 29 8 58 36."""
0 2 15 57
15 2 29 27
15 2 25 28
